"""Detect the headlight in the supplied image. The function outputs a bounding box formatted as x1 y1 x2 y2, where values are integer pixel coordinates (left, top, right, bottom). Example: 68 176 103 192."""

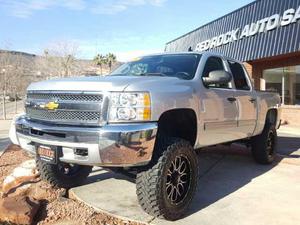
109 92 151 122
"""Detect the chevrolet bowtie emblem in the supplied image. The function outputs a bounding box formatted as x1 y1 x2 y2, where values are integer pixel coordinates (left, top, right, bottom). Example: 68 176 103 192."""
41 101 59 110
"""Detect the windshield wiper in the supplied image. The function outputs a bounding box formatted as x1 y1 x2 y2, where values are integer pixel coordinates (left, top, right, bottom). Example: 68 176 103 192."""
138 73 167 77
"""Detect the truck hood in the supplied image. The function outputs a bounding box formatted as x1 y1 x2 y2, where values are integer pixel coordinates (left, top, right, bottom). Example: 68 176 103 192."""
27 75 181 92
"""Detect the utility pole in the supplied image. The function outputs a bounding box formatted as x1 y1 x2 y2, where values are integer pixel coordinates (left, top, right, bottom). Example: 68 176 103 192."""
2 68 7 120
15 92 18 114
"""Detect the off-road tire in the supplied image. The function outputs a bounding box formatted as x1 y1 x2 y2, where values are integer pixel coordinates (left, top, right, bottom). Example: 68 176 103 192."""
136 137 198 220
251 122 277 164
36 159 92 189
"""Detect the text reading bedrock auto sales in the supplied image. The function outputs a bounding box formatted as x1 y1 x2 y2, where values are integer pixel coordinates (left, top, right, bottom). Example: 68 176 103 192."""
196 6 300 51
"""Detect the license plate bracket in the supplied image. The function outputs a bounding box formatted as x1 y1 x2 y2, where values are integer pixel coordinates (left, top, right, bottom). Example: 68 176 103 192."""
36 145 60 164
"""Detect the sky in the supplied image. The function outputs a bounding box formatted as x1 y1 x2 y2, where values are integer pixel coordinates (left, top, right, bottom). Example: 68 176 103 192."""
0 0 254 62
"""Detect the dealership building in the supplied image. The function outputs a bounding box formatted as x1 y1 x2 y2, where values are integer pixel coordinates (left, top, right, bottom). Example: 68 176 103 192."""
165 0 300 125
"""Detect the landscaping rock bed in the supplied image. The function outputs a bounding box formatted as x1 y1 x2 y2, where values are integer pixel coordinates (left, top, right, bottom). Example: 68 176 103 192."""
0 145 145 225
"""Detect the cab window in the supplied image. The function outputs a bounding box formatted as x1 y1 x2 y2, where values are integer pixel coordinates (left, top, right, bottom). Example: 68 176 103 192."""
202 57 231 89
228 61 250 90
111 54 201 80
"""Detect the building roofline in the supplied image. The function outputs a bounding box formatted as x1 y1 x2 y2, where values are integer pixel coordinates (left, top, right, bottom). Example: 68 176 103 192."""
166 0 259 45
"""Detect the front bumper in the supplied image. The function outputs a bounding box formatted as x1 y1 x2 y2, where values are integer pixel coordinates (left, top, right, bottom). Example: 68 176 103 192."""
12 116 157 167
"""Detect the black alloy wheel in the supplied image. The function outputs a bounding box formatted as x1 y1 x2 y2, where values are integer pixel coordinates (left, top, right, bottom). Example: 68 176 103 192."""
166 155 192 205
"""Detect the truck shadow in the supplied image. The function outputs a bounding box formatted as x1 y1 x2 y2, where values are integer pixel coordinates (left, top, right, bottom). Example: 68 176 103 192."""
186 135 300 217
86 168 136 184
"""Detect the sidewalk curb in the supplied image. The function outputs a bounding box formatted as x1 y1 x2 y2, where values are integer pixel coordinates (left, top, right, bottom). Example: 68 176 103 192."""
68 188 154 224
278 130 300 136
0 143 11 158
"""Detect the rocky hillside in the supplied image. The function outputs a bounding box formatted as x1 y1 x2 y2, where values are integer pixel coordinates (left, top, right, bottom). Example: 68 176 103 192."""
0 49 121 97
0 49 121 78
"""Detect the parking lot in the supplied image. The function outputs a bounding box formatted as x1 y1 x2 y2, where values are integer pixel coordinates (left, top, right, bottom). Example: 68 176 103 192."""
70 127 300 225
1 119 299 225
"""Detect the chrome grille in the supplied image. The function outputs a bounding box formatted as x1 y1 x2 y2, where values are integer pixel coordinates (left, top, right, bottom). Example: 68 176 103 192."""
27 93 103 102
25 92 104 125
26 108 101 124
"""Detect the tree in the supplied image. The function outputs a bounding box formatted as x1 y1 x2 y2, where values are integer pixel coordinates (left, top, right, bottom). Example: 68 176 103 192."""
62 54 75 77
93 54 107 75
106 53 116 73
39 41 78 78
8 53 32 113
0 68 7 120
0 51 11 120
35 49 61 79
0 50 33 119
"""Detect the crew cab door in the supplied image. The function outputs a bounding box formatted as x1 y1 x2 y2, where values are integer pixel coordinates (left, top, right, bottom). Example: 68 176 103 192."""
227 60 257 138
199 56 239 146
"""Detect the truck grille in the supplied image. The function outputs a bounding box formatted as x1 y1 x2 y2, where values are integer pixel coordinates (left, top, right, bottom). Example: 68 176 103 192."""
25 92 104 125
26 108 101 124
26 93 103 102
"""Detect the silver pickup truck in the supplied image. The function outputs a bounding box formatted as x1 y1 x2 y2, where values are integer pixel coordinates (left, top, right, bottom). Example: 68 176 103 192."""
10 52 281 220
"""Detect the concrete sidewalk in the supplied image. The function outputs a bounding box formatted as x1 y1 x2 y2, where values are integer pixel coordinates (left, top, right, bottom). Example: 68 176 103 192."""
1 117 299 224
278 125 300 136
70 131 300 225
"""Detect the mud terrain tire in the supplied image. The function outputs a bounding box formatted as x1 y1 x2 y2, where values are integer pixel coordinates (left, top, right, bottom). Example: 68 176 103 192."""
251 122 277 164
136 137 198 220
36 159 92 189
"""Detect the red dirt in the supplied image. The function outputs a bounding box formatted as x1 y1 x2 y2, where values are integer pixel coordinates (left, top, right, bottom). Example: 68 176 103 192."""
0 145 145 225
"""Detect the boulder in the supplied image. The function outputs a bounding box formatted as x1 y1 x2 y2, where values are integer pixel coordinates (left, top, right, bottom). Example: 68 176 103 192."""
0 195 40 224
2 159 39 194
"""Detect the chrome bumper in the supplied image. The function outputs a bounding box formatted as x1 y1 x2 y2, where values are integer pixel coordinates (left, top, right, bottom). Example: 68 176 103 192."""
13 116 157 167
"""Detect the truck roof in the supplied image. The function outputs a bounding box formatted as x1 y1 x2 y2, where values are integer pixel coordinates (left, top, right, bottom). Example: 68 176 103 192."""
145 51 242 64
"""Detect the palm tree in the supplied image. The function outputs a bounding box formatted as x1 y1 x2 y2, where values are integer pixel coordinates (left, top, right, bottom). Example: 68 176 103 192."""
93 54 106 75
106 53 116 73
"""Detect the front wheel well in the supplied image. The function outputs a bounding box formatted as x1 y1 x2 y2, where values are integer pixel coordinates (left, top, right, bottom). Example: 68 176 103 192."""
157 108 197 146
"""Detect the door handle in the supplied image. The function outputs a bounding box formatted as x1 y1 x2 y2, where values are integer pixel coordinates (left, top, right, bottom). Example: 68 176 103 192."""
227 97 236 102
249 98 256 103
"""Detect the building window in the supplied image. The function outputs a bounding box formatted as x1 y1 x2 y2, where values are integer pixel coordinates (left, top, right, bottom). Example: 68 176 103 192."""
263 65 300 105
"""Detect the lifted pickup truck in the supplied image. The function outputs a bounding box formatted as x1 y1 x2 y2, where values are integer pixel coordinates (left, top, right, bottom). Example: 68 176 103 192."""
10 52 281 220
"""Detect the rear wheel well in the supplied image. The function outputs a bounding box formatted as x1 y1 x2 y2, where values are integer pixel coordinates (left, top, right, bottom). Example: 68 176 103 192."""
157 109 197 146
266 109 277 125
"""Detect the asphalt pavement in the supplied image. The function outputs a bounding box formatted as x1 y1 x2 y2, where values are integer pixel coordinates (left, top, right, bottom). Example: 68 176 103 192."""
0 120 12 156
0 117 299 225
70 127 300 225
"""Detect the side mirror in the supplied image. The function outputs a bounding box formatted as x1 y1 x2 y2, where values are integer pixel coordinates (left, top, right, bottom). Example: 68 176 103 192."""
202 70 232 86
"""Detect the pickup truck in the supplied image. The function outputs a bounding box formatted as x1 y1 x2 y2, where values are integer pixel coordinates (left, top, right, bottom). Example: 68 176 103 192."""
10 52 281 220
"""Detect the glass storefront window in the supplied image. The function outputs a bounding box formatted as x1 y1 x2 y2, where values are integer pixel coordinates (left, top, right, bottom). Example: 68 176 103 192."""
262 65 300 105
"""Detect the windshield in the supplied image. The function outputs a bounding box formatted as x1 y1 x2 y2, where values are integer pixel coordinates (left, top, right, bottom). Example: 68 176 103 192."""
110 54 201 80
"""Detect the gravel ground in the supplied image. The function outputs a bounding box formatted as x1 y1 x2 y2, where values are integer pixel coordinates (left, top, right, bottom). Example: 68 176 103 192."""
0 145 145 225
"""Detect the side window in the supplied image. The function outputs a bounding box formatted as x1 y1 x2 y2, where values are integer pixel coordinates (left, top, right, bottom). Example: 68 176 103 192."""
228 61 250 90
202 57 230 89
